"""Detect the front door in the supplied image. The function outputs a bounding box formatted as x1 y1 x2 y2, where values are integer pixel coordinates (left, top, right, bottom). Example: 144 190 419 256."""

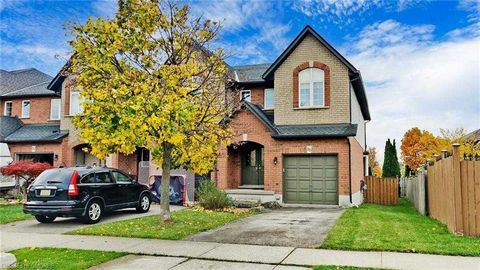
241 144 264 186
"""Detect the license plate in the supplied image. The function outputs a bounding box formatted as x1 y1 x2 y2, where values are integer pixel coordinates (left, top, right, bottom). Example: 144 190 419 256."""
39 189 51 196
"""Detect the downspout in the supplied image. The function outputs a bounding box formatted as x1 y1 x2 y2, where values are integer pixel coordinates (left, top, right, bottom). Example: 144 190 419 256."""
348 84 353 204
348 138 352 204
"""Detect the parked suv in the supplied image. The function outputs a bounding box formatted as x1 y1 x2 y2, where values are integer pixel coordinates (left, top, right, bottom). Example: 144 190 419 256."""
24 167 151 224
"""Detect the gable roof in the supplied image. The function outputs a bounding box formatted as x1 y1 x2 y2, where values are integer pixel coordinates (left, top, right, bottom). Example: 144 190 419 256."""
240 101 357 139
261 25 371 121
262 25 358 79
0 68 57 98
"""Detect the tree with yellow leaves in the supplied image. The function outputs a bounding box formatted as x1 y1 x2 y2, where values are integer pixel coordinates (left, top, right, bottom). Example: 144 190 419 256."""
68 0 235 221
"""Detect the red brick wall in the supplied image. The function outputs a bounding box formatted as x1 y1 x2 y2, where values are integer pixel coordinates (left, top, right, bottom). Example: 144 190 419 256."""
216 108 351 196
350 137 364 194
115 153 138 175
1 97 60 124
8 140 65 167
250 87 265 107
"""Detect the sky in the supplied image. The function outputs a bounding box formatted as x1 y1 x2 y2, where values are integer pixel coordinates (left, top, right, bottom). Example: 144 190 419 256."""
1 0 479 164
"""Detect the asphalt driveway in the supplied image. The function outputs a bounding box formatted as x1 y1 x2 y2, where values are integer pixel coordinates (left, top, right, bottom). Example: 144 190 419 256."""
186 207 344 248
0 204 183 235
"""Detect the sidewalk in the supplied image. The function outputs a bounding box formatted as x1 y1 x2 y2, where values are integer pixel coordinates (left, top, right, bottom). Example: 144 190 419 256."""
1 232 479 270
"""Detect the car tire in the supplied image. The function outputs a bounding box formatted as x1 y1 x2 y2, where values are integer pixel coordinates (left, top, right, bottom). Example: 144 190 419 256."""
136 193 151 213
82 200 103 224
35 215 56 223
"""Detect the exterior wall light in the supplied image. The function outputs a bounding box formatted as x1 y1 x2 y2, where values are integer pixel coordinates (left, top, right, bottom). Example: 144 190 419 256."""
273 157 278 165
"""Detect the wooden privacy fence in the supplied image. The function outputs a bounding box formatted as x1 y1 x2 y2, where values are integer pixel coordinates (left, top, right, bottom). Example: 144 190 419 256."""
427 144 480 236
364 176 399 205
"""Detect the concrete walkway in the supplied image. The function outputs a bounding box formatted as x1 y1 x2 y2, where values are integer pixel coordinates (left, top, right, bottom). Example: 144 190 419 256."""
1 232 479 270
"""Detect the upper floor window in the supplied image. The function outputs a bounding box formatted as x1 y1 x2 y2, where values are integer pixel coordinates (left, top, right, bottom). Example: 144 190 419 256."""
50 99 61 120
70 92 83 116
240 90 251 102
298 68 324 107
4 101 12 116
21 100 30 118
264 88 274 109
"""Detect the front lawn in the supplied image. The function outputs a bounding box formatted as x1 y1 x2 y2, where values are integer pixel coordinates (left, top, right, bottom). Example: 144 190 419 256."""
67 208 254 240
322 199 480 256
0 204 31 224
314 266 384 270
10 247 125 270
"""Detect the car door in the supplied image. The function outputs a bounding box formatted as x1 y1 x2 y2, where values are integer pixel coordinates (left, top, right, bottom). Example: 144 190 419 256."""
111 170 137 203
94 171 121 207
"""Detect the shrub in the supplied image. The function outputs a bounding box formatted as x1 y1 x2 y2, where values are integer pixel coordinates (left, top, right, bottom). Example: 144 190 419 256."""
197 180 232 210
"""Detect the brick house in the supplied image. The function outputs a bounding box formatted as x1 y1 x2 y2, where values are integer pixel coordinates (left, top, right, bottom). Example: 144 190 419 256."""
214 26 371 206
0 68 68 167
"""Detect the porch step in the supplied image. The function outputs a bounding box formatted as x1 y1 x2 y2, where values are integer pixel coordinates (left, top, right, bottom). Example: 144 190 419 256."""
225 189 278 204
226 189 274 195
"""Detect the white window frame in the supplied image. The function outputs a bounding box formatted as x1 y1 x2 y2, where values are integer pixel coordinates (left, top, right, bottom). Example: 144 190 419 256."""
240 90 251 102
298 68 325 108
4 101 12 116
21 100 30 118
69 91 83 116
264 88 274 109
50 98 61 120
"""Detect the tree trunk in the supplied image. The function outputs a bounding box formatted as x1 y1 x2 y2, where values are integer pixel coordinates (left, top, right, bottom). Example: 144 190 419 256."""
159 142 173 221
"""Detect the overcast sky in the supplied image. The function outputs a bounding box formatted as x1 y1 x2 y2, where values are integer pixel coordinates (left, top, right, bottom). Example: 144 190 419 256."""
1 0 479 164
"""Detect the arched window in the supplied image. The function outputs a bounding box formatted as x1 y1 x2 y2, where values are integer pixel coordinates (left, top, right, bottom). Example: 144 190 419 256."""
298 68 324 107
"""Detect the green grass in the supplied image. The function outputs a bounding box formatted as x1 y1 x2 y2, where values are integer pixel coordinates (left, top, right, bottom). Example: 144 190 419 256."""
322 199 480 256
313 266 384 270
10 247 125 270
67 208 253 240
0 204 31 224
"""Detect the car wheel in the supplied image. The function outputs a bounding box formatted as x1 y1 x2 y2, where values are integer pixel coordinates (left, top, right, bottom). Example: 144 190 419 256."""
35 215 56 223
136 193 151 213
82 200 103 224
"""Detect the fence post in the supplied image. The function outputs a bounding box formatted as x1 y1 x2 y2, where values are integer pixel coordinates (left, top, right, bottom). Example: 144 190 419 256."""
452 143 464 235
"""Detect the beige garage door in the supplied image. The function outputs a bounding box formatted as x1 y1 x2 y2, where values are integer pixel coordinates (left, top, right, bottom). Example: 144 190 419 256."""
284 155 338 204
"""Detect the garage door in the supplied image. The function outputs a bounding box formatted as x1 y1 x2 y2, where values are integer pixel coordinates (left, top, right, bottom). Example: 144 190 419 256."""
284 156 338 204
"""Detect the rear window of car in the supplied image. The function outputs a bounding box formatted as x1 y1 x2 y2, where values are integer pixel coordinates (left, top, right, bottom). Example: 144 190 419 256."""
33 169 74 187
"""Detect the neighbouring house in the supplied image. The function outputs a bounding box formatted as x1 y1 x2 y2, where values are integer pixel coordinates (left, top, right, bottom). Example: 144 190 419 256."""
0 68 68 168
46 68 150 183
463 128 480 145
213 26 371 206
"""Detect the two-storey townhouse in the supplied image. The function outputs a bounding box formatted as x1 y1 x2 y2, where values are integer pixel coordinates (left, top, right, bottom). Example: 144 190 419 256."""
215 26 371 206
0 68 68 167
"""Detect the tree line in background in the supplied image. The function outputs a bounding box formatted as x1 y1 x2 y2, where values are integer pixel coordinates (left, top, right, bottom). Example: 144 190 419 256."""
401 127 479 174
368 128 479 178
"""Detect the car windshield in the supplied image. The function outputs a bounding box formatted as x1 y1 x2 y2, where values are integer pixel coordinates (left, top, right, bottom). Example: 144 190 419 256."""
33 169 74 187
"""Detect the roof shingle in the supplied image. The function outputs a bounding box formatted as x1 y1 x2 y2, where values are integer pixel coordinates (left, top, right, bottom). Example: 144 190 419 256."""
240 101 357 139
0 68 56 97
2 124 68 143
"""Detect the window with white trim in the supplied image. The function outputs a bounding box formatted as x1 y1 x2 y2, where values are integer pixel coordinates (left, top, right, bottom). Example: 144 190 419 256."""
240 90 251 102
50 98 61 120
264 88 274 109
21 100 30 118
70 92 83 115
4 101 12 116
298 68 324 107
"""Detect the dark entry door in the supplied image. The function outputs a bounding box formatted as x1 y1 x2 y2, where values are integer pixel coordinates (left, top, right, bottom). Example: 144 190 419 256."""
241 144 264 186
